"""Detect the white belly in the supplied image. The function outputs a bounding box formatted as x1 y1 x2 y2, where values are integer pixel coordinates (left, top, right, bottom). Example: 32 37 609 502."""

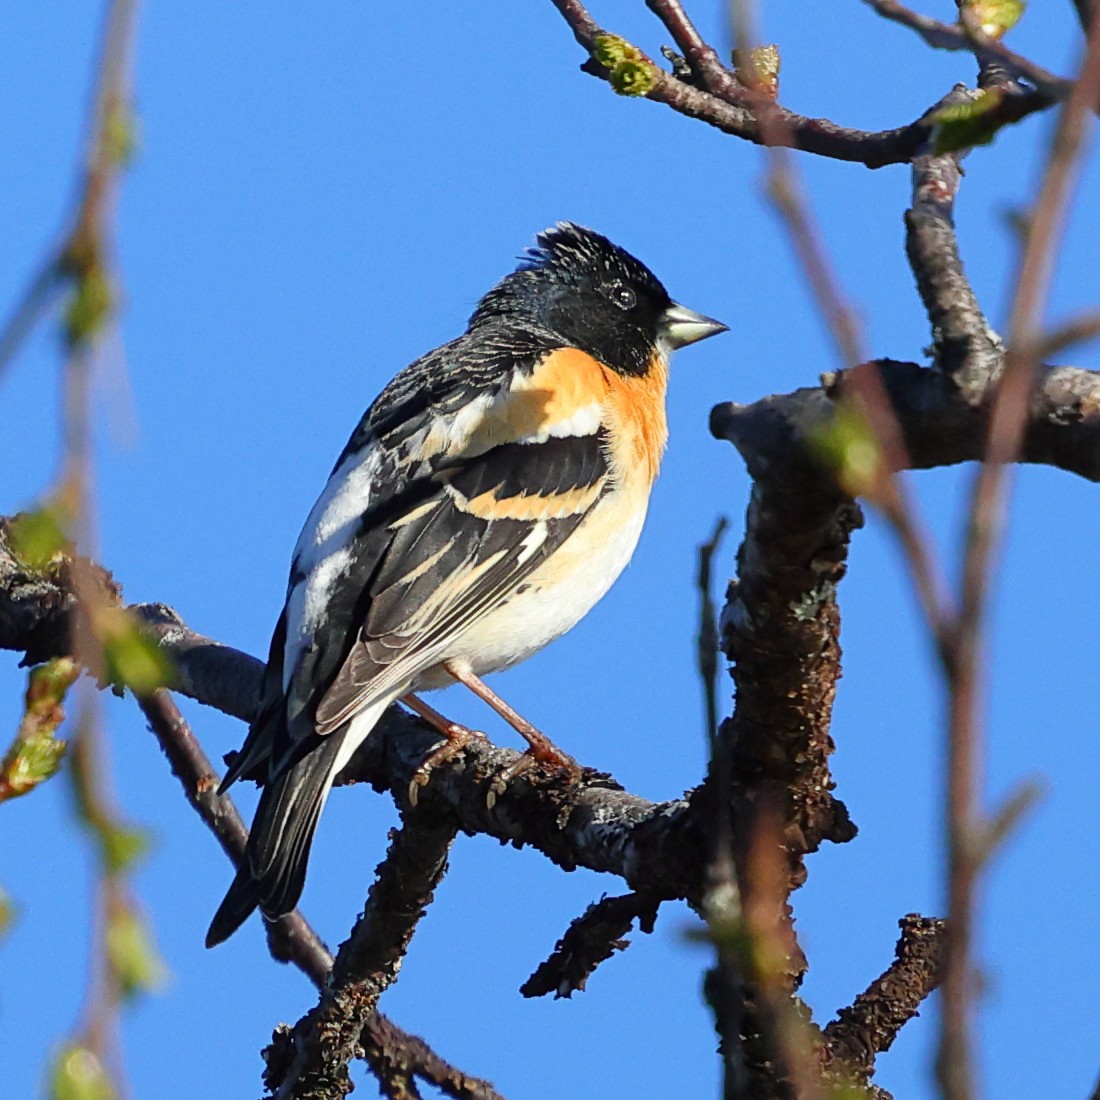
418 488 649 688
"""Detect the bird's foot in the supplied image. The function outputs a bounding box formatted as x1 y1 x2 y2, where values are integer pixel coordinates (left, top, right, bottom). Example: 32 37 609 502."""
404 693 492 806
486 739 581 809
408 723 490 807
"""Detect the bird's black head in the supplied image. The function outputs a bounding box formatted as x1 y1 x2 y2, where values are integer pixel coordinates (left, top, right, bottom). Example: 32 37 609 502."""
470 223 726 376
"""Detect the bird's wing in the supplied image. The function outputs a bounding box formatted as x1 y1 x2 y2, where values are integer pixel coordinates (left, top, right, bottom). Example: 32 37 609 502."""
275 337 617 761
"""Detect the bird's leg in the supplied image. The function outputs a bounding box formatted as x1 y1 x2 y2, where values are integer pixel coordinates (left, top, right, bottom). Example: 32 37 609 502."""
442 659 579 790
402 692 488 806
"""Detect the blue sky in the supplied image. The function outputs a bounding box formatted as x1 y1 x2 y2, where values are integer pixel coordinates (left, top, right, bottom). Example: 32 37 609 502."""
2 3 1098 1098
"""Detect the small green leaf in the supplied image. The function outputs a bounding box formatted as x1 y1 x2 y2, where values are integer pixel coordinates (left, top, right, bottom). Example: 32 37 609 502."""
930 87 1008 155
64 266 114 349
27 658 81 709
7 508 68 571
733 43 781 98
0 885 16 939
1 729 67 800
107 903 167 1000
592 34 656 97
963 0 1026 39
812 406 884 499
49 1044 116 1100
98 609 173 697
100 822 151 875
103 103 139 168
593 33 638 70
0 658 78 804
609 59 656 97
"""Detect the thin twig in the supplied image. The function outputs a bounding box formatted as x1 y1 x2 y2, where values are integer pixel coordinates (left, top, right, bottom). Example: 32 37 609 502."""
546 0 1052 167
0 260 64 384
746 13 963 686
728 0 869 375
139 691 502 1098
358 1016 506 1100
862 0 1074 101
694 508 742 1099
645 0 743 99
696 517 728 756
939 18 1100 1099
766 158 866 372
138 691 333 981
1024 309 1100 363
48 6 143 1098
742 16 963 690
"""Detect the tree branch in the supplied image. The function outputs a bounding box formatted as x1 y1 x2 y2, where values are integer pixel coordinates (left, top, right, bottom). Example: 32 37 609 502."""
265 810 461 1099
520 891 660 999
707 426 859 1095
644 0 743 100
862 0 1074 101
547 0 1053 167
712 358 1100 486
137 690 333 981
0 527 708 906
138 690 500 1097
823 914 947 1085
905 99 1003 399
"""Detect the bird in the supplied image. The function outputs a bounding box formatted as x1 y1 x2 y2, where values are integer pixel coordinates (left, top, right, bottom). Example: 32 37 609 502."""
205 222 726 947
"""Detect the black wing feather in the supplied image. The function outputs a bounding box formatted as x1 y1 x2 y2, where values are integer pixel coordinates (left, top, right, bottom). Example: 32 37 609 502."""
314 504 594 734
448 431 607 502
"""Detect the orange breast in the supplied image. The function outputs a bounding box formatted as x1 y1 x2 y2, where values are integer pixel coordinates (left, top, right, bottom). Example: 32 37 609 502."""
598 351 669 488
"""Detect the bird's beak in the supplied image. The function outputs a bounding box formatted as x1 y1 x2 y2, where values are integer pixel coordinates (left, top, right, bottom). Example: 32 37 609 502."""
659 302 728 350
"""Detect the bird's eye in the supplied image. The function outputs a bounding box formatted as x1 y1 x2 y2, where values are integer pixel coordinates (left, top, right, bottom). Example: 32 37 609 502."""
610 283 636 311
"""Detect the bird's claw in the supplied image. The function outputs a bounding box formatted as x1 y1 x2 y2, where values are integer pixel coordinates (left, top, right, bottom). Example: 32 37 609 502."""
408 724 489 807
484 744 581 810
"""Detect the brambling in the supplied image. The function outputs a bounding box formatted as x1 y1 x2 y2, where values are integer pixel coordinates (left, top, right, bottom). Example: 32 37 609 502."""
206 223 726 947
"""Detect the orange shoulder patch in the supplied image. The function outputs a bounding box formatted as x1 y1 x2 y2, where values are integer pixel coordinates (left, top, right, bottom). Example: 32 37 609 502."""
464 347 609 454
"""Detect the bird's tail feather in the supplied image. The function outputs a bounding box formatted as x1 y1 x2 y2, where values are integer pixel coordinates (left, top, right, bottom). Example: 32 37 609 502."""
205 731 345 948
205 863 262 948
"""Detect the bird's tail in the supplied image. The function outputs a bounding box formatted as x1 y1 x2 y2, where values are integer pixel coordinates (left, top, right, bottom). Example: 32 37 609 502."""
205 730 345 948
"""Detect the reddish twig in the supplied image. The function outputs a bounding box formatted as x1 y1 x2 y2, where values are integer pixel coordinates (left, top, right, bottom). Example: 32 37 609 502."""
546 0 1052 167
645 0 744 99
939 19 1100 1099
766 159 865 372
1025 309 1100 363
862 0 1073 101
